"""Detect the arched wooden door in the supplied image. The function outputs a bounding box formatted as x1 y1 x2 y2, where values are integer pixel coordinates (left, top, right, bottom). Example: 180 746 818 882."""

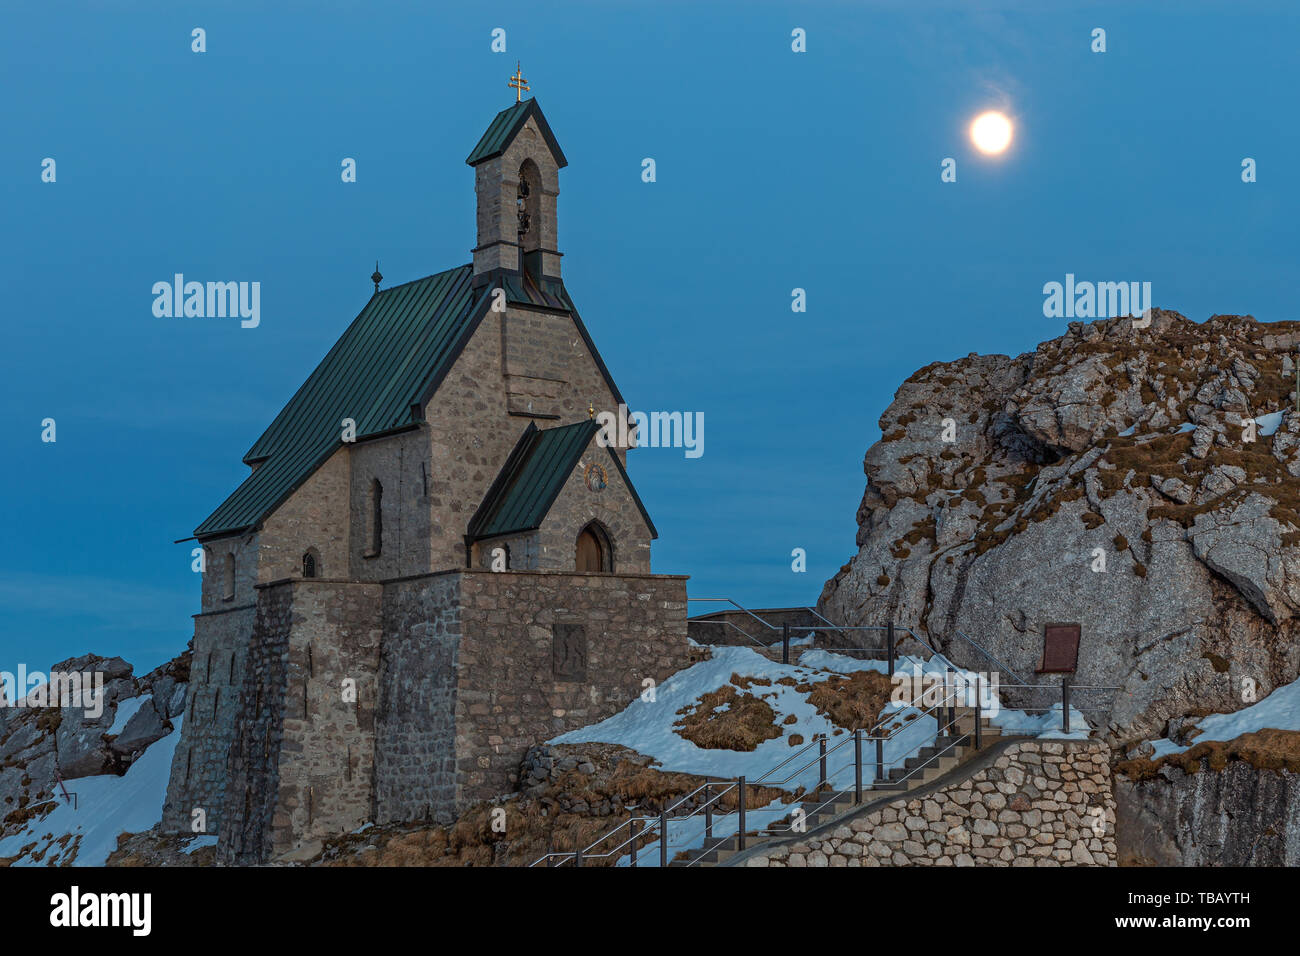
575 527 605 573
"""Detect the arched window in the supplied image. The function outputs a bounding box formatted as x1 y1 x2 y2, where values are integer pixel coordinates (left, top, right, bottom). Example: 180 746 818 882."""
223 553 236 600
368 479 383 555
302 549 319 578
575 521 613 573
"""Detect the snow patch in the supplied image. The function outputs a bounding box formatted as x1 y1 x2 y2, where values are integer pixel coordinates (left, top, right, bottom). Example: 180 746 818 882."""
1255 410 1284 437
107 695 148 736
0 715 183 866
1141 671 1300 756
182 834 217 855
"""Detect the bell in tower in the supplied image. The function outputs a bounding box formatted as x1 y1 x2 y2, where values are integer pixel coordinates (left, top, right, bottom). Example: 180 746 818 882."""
465 76 568 287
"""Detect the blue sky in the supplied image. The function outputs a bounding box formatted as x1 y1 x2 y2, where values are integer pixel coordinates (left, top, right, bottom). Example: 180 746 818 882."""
2 1 1297 675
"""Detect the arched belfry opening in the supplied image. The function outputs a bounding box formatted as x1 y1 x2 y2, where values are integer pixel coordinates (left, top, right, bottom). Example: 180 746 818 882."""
517 159 542 278
467 96 567 283
575 521 613 573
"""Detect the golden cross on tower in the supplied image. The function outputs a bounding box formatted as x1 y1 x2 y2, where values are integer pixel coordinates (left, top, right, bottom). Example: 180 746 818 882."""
508 62 530 102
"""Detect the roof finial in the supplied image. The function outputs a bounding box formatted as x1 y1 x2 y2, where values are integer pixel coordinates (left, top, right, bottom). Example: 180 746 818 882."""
371 261 383 293
509 62 530 103
588 402 595 420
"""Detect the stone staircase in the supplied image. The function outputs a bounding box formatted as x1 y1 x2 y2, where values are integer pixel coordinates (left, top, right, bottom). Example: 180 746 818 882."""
668 708 1002 867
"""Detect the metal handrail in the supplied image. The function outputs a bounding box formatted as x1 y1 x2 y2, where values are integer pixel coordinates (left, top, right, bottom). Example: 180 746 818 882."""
949 629 1030 685
532 613 1110 867
704 686 985 858
801 606 839 628
527 778 730 866
697 618 771 648
531 674 969 867
753 677 963 788
687 598 783 631
755 715 972 841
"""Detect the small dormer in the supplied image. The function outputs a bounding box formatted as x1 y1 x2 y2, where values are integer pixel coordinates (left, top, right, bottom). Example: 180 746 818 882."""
466 94 567 286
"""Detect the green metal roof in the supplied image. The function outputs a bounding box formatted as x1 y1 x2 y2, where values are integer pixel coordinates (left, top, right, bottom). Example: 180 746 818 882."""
465 98 568 168
195 265 487 539
468 421 597 540
468 420 658 541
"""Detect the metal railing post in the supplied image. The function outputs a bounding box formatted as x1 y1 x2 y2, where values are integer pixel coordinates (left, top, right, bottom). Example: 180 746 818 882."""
946 667 956 732
974 676 982 749
704 784 713 843
629 818 639 868
887 622 895 677
737 777 747 851
854 729 863 804
660 809 669 867
1062 676 1071 734
819 734 827 787
782 622 790 664
573 845 583 867
875 736 884 782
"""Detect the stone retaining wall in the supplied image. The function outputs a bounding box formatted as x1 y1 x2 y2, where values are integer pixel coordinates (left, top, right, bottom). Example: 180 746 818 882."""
743 740 1116 867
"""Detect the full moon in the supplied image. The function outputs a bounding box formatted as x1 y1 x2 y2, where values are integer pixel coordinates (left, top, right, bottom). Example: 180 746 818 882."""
970 111 1013 155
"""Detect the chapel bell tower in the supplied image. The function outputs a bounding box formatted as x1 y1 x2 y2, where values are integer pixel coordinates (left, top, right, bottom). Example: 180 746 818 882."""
466 66 568 287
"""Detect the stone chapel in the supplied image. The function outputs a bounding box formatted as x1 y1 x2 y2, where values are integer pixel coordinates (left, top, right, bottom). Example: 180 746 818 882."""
162 93 691 863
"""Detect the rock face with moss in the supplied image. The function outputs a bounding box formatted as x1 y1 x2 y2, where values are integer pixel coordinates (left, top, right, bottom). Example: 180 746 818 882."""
1114 756 1300 865
819 311 1300 744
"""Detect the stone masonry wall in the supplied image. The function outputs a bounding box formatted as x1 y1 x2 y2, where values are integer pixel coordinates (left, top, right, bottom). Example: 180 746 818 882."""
218 584 292 863
273 580 384 857
162 603 254 834
260 446 351 584
744 741 1117 867
536 440 652 574
219 579 384 863
348 427 433 581
200 532 259 610
423 306 626 573
452 569 690 806
473 532 540 570
375 573 463 824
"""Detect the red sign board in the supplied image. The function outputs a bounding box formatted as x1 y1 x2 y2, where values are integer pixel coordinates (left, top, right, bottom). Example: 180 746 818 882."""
1038 623 1081 674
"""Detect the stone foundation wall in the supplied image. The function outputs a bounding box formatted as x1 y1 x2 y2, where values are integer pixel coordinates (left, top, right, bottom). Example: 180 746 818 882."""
162 603 255 834
218 584 293 863
453 569 690 805
375 573 463 824
172 566 690 859
744 740 1117 867
217 579 384 863
273 580 384 855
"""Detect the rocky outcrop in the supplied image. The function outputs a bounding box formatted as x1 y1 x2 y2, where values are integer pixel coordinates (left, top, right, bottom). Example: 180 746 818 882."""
0 650 190 839
1115 757 1300 866
820 311 1300 745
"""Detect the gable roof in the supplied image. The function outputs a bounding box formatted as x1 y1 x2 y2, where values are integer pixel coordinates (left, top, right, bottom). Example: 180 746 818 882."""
466 98 568 168
467 421 658 542
468 421 597 540
195 265 487 539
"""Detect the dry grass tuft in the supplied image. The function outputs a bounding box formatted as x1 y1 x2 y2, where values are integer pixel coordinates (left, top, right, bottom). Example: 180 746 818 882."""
1117 728 1300 781
806 670 895 730
674 686 782 751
